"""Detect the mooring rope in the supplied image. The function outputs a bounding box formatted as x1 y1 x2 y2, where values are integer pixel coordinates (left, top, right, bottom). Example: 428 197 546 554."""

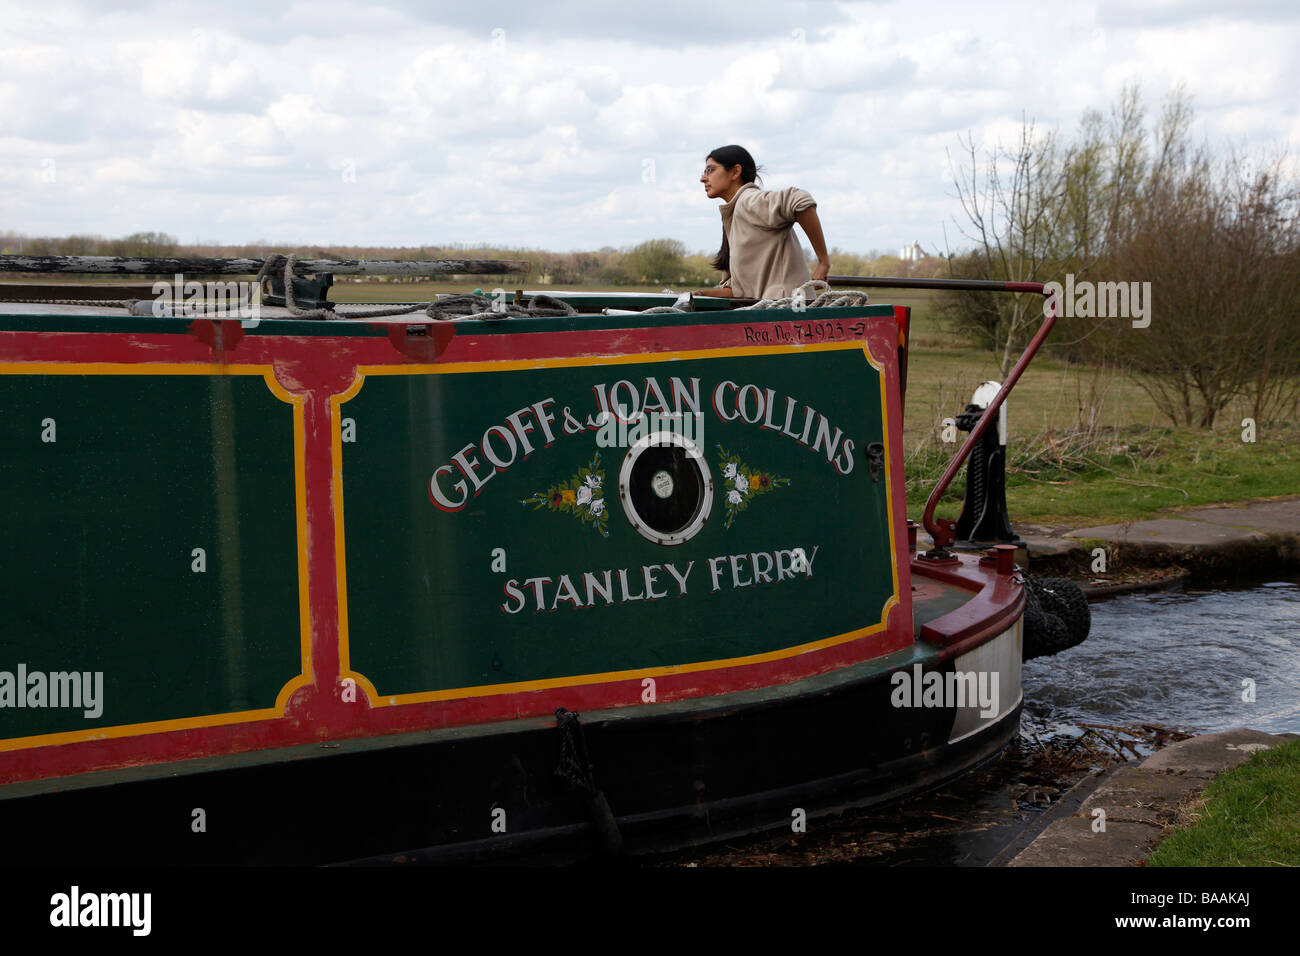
734 279 872 310
641 279 871 314
36 299 139 309
423 292 578 321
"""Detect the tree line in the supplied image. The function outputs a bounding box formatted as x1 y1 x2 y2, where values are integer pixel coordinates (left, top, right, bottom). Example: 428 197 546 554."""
943 83 1300 427
1 232 946 289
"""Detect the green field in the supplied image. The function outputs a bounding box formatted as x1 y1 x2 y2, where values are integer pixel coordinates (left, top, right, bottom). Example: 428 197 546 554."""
864 290 1299 527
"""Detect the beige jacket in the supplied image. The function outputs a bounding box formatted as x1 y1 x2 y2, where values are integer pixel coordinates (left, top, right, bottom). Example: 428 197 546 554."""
716 182 817 299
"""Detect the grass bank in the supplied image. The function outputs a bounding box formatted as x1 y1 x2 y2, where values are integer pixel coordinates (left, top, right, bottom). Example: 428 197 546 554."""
901 343 1300 526
904 420 1300 527
1146 737 1300 867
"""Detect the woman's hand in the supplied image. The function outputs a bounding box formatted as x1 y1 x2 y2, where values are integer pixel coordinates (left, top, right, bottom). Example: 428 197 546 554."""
795 207 831 283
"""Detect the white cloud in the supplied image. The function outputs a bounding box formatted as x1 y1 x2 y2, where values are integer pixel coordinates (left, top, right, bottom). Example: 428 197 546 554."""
0 0 1297 255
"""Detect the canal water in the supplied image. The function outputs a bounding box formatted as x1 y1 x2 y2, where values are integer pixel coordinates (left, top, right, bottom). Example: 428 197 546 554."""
1026 577 1300 740
669 576 1300 867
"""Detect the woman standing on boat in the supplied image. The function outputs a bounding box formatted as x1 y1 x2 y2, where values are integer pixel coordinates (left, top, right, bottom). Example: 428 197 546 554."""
693 145 830 301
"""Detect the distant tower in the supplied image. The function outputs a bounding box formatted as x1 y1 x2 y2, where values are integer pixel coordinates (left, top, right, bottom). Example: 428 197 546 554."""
899 241 924 262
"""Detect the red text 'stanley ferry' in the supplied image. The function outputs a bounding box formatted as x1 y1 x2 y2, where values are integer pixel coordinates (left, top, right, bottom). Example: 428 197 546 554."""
0 254 1085 863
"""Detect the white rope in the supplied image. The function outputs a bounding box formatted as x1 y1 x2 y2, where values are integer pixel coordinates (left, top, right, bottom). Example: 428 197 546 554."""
643 280 871 314
734 280 871 310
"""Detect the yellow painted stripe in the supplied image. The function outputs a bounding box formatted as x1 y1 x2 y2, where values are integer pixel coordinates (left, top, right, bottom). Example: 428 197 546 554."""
354 340 864 378
0 363 313 752
867 338 903 603
364 616 893 707
0 707 287 753
336 339 904 706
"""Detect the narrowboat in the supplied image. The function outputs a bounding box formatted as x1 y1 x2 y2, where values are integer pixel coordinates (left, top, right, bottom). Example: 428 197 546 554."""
0 256 1059 865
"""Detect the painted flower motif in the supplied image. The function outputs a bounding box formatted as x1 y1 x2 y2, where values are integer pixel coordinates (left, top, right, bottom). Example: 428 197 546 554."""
715 444 790 529
522 452 609 537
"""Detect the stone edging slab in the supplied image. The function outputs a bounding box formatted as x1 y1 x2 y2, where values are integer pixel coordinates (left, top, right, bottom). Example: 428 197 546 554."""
996 729 1290 867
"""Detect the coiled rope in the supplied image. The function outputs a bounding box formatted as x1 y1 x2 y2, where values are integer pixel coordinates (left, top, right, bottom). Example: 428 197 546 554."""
735 279 871 310
641 279 871 314
422 292 578 321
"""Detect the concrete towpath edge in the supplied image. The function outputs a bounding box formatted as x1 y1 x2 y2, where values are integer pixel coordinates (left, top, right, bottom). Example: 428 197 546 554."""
991 729 1295 867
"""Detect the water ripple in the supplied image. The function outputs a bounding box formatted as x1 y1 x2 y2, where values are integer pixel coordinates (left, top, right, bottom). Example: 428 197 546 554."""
1023 577 1300 736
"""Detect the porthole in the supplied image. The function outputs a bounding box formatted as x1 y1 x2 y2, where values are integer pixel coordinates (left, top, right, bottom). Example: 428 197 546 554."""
617 432 713 545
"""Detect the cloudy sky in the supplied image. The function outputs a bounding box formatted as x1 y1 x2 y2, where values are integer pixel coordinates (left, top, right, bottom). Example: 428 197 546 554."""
2 0 1298 257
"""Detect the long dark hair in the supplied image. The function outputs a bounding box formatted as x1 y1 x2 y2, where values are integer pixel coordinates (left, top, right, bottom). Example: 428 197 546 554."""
708 145 763 274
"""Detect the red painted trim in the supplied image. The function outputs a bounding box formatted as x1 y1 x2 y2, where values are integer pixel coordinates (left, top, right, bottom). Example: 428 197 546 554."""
893 305 910 426
3 318 876 370
911 554 1024 649
0 311 987 786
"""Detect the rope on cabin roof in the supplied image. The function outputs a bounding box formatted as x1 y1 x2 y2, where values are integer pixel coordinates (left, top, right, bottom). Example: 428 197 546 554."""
733 279 872 310
423 292 578 321
640 280 872 313
34 299 140 308
264 254 581 320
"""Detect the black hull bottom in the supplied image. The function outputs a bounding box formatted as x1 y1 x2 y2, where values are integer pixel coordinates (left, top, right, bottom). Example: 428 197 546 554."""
4 655 1021 866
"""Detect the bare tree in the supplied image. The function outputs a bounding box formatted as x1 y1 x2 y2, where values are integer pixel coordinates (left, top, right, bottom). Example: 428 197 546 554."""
945 118 1069 375
1120 100 1300 427
943 84 1164 370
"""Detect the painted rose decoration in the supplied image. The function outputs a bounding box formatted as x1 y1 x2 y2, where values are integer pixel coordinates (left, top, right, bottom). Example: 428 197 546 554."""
716 444 790 528
522 452 610 537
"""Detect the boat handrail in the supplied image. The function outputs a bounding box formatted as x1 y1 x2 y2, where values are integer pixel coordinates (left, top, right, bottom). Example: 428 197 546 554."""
822 275 1057 555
